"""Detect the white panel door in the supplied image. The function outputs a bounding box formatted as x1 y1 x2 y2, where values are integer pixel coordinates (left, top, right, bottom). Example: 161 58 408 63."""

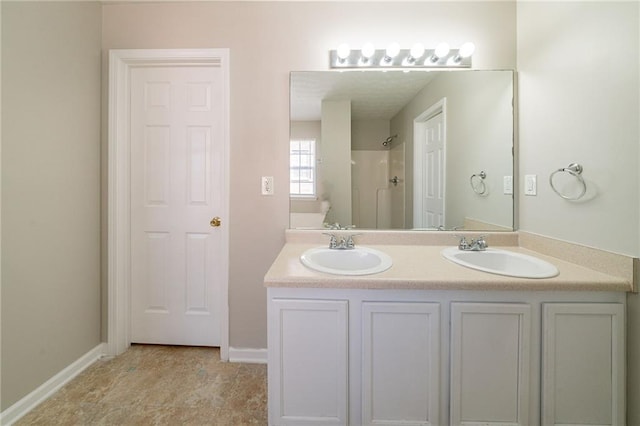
361 302 440 426
414 107 445 230
130 65 225 346
423 112 445 229
542 303 625 426
450 303 531 426
269 298 349 425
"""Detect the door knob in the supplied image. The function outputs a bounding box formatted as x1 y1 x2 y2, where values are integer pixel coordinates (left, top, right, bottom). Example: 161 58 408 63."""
210 217 221 227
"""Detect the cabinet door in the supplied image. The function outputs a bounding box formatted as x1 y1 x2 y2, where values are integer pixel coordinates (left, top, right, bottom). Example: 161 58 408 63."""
450 303 531 426
268 299 349 425
361 302 440 426
542 303 625 426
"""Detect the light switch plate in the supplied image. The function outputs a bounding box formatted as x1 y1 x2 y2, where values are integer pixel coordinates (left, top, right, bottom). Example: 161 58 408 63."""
261 176 274 195
524 174 537 196
503 176 513 195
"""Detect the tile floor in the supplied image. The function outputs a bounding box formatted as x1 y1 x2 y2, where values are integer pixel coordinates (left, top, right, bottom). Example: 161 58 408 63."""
15 345 267 425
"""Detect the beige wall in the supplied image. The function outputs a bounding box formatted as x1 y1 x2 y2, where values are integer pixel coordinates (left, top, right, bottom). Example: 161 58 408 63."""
5 1 638 417
0 7 517 408
102 0 517 350
1 2 102 409
2 0 637 420
352 119 390 151
516 2 639 423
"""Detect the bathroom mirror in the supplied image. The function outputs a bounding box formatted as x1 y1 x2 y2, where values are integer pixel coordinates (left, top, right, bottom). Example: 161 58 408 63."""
290 69 514 231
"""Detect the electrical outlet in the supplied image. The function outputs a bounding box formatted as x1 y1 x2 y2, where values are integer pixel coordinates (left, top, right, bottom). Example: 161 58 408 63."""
261 176 274 195
503 176 513 195
524 174 537 196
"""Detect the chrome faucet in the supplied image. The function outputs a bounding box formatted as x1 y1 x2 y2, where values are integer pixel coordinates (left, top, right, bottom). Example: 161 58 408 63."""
458 235 488 251
323 233 360 250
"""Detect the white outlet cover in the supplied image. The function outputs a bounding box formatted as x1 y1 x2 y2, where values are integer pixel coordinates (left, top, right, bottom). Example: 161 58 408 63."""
261 176 274 195
503 176 513 195
524 174 537 196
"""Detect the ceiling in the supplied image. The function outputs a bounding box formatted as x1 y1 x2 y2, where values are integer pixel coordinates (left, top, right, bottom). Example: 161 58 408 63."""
290 71 437 121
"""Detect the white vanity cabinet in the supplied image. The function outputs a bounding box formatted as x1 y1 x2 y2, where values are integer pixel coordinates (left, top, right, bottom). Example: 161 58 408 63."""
361 302 441 426
450 303 531 426
268 298 349 425
267 289 626 426
541 303 625 426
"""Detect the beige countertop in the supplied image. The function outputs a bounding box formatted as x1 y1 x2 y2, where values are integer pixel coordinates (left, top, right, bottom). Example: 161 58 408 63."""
264 243 633 292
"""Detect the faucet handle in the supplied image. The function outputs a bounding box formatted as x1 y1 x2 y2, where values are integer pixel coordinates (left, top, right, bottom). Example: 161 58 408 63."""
345 233 362 249
473 235 488 249
455 235 470 250
322 232 338 249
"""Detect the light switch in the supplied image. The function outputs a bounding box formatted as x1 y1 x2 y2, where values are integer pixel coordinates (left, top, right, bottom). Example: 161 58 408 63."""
261 176 274 195
503 176 513 195
524 174 537 196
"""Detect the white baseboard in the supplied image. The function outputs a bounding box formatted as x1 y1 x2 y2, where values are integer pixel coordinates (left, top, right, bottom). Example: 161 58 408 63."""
0 343 106 426
228 347 267 364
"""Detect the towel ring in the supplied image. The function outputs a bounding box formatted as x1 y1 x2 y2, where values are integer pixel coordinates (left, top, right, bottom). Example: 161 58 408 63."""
470 171 487 195
549 163 587 201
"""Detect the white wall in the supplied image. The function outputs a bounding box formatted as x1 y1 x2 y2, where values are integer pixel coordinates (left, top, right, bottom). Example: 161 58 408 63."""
391 71 514 230
321 100 352 225
0 0 4 411
352 119 392 228
517 1 639 256
390 142 406 229
351 150 391 228
516 2 639 422
1 2 102 409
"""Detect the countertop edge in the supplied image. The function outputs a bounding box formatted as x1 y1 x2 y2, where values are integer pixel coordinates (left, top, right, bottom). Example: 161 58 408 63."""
264 243 633 292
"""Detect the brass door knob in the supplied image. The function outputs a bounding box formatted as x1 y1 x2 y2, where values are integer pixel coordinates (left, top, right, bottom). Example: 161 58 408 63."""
210 217 221 227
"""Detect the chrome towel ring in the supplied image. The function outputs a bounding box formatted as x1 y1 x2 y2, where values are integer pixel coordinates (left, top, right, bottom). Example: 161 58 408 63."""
470 171 487 195
549 163 587 201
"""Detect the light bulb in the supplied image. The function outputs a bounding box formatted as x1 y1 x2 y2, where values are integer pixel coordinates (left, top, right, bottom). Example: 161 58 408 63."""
434 42 450 58
385 43 400 59
409 43 425 60
458 42 475 58
337 43 351 60
361 43 375 59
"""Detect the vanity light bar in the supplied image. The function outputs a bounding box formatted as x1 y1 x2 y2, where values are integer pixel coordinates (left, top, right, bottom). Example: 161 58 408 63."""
330 43 474 69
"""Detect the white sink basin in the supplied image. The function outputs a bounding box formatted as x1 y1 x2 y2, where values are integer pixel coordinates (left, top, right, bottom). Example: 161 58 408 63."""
441 247 559 279
300 247 393 276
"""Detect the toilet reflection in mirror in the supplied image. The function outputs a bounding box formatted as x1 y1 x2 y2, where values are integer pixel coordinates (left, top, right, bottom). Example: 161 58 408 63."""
289 70 514 231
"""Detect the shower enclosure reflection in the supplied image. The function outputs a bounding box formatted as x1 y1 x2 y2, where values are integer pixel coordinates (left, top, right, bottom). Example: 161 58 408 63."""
290 70 514 231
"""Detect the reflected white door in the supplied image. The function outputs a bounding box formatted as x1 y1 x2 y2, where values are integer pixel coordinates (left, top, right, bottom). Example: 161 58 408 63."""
423 112 445 228
130 65 225 346
414 104 445 229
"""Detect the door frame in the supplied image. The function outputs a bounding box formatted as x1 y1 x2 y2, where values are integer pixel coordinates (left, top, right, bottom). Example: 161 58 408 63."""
107 49 230 360
413 98 446 229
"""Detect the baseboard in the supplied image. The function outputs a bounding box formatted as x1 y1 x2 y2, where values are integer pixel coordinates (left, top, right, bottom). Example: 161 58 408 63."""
0 343 107 426
228 347 267 364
